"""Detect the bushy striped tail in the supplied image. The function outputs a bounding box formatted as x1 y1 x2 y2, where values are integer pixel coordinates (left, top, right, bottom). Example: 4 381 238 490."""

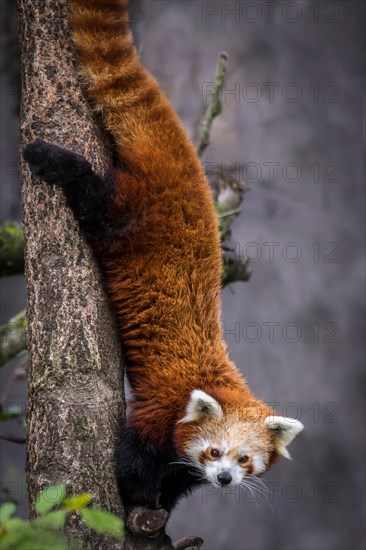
70 0 200 177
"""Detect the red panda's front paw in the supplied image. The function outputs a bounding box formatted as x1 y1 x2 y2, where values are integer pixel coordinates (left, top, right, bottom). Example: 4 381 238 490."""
23 138 93 188
23 138 60 184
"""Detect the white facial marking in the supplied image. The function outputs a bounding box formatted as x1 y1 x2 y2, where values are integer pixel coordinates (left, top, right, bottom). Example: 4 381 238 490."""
221 440 229 453
252 454 266 474
184 437 210 464
205 455 242 485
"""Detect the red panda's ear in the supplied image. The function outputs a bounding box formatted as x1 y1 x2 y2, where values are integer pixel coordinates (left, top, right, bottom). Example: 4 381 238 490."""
264 416 304 459
178 390 223 423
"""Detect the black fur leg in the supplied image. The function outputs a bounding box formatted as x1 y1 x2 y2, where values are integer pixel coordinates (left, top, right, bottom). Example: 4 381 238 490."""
116 425 165 509
23 138 114 232
159 466 203 512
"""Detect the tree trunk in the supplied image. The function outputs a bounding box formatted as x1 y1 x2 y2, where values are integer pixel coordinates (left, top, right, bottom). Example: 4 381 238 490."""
18 0 126 547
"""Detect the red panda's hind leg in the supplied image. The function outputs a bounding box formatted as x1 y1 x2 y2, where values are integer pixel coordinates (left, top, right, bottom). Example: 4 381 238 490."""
23 139 115 233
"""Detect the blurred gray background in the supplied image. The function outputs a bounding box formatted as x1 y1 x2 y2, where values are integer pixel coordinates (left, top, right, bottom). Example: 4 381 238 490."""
0 1 365 549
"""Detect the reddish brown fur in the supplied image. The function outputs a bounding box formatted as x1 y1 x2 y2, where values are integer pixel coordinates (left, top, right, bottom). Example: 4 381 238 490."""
70 0 271 450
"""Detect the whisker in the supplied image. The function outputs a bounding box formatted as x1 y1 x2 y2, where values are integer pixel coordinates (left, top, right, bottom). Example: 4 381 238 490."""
245 479 269 494
246 479 272 495
240 481 257 500
247 475 279 497
168 460 194 467
188 470 207 482
241 477 275 514
240 479 268 501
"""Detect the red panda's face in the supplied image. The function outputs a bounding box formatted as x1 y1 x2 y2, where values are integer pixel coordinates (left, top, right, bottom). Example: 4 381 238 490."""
181 417 273 487
192 436 267 486
176 390 303 487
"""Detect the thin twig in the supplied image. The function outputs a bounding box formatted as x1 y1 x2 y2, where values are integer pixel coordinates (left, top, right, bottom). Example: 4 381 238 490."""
217 208 242 219
197 52 228 158
0 434 26 444
0 309 27 368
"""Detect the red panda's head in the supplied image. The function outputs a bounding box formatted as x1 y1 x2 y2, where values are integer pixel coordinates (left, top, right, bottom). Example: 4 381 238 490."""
174 389 304 487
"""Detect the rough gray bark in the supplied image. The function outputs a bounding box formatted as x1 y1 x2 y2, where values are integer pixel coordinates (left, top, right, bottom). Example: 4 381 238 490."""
18 0 126 547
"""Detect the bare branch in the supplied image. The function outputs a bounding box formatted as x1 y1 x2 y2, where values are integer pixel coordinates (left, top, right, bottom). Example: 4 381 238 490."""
0 434 26 444
0 310 27 367
197 52 228 158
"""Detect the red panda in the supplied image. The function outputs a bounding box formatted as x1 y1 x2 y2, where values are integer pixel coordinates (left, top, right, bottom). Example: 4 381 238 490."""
23 0 303 513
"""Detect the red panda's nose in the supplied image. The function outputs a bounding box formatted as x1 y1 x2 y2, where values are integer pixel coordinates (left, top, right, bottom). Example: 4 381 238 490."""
217 471 232 485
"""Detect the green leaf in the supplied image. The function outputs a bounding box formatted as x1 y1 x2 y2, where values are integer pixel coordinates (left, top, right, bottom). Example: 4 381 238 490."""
0 504 16 524
80 509 124 539
63 493 92 511
0 413 21 421
35 484 66 516
0 404 23 421
33 510 66 531
1 518 27 531
0 526 67 550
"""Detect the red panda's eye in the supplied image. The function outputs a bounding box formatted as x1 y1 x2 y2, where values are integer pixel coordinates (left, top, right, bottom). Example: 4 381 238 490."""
210 449 220 458
239 455 249 464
